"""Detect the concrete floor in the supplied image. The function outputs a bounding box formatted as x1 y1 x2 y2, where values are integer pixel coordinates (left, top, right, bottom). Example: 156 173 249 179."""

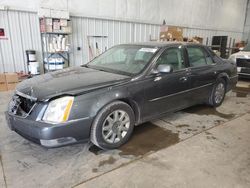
0 80 249 188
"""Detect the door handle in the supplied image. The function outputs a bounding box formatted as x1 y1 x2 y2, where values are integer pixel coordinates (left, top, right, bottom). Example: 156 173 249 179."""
154 76 162 82
185 68 192 75
179 76 188 82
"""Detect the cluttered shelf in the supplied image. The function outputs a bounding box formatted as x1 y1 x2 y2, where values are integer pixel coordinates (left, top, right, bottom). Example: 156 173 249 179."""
40 17 71 72
41 32 71 35
43 51 70 54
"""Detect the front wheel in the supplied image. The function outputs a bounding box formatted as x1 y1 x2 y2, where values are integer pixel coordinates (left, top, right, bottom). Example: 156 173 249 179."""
208 78 226 107
90 101 135 149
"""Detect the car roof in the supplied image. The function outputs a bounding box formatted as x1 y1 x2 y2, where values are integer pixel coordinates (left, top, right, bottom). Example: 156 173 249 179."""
120 41 204 48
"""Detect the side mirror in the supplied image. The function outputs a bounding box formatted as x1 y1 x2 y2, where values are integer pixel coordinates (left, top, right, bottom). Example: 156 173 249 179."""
155 64 173 74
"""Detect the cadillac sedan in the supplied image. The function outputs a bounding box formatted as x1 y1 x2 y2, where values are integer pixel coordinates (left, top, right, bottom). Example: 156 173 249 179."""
6 42 238 149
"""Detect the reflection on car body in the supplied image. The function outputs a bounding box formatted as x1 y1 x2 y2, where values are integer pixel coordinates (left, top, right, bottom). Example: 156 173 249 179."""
6 42 238 149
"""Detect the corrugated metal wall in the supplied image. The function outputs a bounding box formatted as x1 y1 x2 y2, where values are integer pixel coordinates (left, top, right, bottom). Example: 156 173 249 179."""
70 16 243 66
0 10 244 72
183 28 243 47
0 10 42 73
243 0 250 42
69 17 161 66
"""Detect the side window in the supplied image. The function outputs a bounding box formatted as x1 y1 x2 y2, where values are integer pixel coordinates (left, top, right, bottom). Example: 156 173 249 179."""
187 47 207 67
203 48 214 65
156 47 185 71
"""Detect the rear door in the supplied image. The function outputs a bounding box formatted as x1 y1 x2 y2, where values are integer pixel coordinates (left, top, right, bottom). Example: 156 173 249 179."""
185 45 217 103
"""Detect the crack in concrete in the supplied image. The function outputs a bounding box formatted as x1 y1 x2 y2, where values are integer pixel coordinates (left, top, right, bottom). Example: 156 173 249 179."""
0 155 7 188
71 112 248 188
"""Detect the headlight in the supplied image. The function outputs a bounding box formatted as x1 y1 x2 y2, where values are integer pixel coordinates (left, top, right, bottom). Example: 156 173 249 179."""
228 55 236 63
42 96 74 123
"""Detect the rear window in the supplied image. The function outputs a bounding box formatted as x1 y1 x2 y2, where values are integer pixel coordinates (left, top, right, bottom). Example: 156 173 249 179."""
187 47 207 67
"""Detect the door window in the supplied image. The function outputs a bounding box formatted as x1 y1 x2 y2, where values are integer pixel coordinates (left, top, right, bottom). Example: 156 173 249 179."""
203 50 214 65
187 47 207 67
156 47 185 71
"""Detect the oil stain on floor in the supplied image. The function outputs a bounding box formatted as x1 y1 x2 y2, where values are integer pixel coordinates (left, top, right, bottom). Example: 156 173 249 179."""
119 122 179 156
98 156 117 167
89 122 180 157
232 80 250 97
183 105 235 119
233 85 250 98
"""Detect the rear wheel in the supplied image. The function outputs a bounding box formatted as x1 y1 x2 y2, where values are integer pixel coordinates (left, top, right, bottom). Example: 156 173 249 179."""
90 101 135 149
208 78 226 107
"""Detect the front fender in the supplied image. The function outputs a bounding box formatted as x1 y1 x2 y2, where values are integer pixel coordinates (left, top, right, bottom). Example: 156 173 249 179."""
69 85 130 120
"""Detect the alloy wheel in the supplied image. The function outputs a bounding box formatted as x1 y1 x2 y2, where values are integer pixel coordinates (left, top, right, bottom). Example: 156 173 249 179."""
214 83 225 104
102 110 130 144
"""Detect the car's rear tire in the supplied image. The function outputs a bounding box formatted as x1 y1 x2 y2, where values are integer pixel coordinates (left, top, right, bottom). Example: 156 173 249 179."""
208 78 226 107
90 101 135 150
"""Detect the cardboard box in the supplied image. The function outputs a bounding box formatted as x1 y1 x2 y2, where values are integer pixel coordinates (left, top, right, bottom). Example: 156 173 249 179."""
0 74 7 91
193 36 203 44
53 19 61 31
0 83 7 91
61 26 71 33
0 73 19 91
7 83 17 91
47 26 53 33
0 74 5 83
160 26 183 41
5 73 19 83
60 19 68 27
46 18 53 26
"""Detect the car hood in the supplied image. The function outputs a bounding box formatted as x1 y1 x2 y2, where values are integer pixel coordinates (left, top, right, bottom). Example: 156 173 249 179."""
16 66 130 101
230 51 250 59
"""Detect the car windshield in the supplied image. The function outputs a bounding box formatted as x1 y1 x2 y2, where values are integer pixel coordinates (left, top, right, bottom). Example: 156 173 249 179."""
87 45 158 75
242 44 250 51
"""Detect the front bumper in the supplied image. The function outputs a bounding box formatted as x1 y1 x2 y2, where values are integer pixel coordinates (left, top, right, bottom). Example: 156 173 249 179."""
5 112 93 147
238 72 250 78
236 59 250 78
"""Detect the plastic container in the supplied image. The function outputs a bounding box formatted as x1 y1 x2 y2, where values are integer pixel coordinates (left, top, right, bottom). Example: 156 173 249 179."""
28 62 40 75
26 50 36 62
26 50 40 75
44 58 64 70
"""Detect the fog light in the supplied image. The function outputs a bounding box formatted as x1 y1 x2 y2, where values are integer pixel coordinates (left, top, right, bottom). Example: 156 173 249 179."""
40 137 76 147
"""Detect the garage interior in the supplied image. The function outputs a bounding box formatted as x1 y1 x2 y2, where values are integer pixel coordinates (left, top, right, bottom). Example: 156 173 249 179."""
0 0 250 188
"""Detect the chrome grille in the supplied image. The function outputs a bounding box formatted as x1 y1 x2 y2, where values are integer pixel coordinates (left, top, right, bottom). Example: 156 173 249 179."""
236 58 250 68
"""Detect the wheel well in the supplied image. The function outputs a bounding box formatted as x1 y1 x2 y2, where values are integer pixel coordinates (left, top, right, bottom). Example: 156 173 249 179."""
220 76 228 90
118 98 140 125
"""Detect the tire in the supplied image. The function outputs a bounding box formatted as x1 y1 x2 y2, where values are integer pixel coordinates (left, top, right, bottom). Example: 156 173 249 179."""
90 101 135 150
208 78 226 107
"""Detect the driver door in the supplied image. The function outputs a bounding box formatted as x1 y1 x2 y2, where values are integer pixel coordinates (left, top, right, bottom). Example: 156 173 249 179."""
142 46 191 121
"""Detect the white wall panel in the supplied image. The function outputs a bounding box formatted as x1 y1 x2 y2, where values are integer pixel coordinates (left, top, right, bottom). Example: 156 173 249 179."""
0 10 41 73
183 27 242 47
0 9 245 72
1 0 248 32
243 0 250 42
69 16 161 66
69 15 242 67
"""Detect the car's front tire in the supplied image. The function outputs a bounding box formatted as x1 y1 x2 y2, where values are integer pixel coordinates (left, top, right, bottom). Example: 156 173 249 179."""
208 78 226 107
90 101 135 150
